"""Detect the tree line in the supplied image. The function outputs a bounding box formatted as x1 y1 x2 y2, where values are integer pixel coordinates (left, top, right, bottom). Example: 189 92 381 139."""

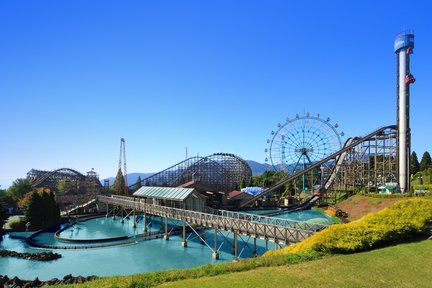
0 178 60 232
410 151 431 175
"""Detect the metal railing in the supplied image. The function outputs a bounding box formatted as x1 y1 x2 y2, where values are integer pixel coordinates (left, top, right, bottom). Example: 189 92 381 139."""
215 209 328 231
98 195 327 244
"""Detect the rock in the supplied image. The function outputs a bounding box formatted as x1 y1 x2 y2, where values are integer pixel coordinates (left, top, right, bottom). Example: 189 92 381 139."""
0 275 10 285
47 277 60 285
75 275 85 283
0 274 94 287
31 277 42 287
5 276 23 287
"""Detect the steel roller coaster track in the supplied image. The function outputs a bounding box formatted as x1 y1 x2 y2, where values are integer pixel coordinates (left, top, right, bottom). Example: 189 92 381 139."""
240 125 397 207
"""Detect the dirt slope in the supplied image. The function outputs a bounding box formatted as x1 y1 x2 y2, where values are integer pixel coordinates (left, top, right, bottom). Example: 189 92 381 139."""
337 195 402 221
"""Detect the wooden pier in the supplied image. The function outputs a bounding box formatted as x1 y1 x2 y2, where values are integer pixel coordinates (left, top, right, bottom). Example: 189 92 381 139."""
98 195 328 259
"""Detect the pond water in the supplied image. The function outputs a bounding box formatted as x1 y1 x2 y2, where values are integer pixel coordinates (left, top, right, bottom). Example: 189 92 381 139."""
0 209 332 280
272 209 334 224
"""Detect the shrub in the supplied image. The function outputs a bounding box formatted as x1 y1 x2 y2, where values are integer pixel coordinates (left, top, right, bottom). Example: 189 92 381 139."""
359 192 413 199
8 218 26 230
265 198 432 256
413 184 432 191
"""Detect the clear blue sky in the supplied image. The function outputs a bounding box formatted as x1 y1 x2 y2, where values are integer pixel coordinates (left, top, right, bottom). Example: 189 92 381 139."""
1 0 431 188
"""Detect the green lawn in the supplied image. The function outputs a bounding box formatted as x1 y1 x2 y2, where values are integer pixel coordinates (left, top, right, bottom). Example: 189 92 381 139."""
158 240 432 288
53 239 431 288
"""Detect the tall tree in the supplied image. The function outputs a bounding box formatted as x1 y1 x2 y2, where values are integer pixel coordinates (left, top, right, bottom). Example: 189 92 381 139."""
6 178 33 202
134 176 142 192
112 169 125 195
0 190 15 211
419 151 432 171
25 192 44 228
49 192 60 223
410 151 420 175
57 179 67 192
24 191 60 229
0 202 8 235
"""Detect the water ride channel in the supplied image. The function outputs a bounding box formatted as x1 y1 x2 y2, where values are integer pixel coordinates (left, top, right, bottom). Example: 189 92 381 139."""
0 208 333 281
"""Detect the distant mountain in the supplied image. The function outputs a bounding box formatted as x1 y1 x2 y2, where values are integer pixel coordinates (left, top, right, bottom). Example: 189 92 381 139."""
103 172 155 187
246 160 272 175
246 160 322 174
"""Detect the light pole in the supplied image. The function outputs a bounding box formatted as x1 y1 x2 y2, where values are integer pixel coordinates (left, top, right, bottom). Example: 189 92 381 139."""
418 176 423 192
320 165 325 201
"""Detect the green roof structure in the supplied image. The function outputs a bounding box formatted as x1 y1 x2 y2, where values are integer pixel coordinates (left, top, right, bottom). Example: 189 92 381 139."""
133 186 198 201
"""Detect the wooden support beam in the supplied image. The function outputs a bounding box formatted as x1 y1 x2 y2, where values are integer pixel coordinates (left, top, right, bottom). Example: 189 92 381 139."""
164 216 169 240
233 231 238 261
181 219 187 247
143 212 147 232
200 226 206 244
212 228 219 259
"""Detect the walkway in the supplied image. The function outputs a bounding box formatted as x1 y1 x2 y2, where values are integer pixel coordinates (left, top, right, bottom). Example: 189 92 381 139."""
98 195 327 245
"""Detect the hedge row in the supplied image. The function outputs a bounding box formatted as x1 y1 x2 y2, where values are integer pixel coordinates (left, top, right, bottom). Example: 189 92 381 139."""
412 184 432 191
358 192 414 199
265 198 432 256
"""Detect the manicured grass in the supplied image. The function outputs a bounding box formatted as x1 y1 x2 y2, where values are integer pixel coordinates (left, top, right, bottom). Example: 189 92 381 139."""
158 240 432 288
51 240 432 288
51 252 325 288
50 199 431 288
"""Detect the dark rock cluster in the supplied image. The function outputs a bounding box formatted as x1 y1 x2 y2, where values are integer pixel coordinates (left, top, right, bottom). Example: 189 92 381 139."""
0 250 61 261
0 274 96 287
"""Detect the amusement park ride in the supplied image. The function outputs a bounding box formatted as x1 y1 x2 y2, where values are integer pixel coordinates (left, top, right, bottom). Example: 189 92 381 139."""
49 31 419 263
25 31 417 260
28 31 416 212
264 112 344 193
239 31 416 207
127 31 415 209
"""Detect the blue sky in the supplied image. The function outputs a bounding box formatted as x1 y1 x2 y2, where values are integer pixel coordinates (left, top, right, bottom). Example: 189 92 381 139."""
1 0 431 188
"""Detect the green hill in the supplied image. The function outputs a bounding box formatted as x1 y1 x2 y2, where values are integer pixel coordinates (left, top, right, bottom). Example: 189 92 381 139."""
159 240 432 288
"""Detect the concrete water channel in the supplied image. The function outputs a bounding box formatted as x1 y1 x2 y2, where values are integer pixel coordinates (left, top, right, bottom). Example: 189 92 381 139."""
0 209 334 280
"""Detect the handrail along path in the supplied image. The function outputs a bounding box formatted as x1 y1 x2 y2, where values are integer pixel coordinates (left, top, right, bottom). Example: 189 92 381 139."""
98 195 328 245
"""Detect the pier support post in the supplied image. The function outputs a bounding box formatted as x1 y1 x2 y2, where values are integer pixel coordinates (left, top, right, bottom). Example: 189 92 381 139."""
233 231 238 262
253 237 257 256
160 216 163 231
181 220 187 247
132 210 136 228
143 213 147 232
212 228 219 259
164 216 169 240
120 208 124 224
200 226 206 244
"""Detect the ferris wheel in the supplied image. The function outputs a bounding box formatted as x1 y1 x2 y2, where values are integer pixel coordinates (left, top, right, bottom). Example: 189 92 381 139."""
265 112 344 175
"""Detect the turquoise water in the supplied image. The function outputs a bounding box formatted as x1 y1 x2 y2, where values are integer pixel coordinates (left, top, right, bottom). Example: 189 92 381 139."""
56 215 166 241
273 210 334 224
0 210 330 280
243 209 280 215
